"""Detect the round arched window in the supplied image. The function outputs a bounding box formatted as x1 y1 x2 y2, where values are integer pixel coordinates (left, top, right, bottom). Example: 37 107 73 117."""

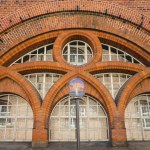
62 40 93 66
49 95 109 141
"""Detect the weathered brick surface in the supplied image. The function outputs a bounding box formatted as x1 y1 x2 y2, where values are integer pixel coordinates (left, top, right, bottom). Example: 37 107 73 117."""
0 29 149 144
0 30 149 67
0 14 149 56
0 0 149 18
118 68 150 116
0 1 149 147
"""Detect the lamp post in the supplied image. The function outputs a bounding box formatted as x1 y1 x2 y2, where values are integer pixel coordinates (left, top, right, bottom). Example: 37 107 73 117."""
68 78 85 150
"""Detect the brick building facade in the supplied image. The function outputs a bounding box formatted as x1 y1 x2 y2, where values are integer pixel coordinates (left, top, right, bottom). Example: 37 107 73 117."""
0 0 149 148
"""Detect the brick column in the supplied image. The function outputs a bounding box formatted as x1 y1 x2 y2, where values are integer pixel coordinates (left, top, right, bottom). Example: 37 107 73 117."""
32 111 49 148
32 128 49 147
111 128 128 147
111 112 128 147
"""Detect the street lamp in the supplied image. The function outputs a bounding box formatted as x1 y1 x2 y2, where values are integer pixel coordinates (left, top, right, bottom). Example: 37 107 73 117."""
68 78 85 150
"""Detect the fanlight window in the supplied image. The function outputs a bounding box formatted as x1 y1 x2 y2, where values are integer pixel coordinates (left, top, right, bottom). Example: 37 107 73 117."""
0 94 33 141
102 43 143 65
49 95 109 141
24 73 63 99
11 43 53 65
125 94 150 141
62 40 93 66
94 73 132 99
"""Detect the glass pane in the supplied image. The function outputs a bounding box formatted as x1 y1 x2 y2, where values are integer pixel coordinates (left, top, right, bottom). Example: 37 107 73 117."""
78 47 85 54
70 41 77 45
29 74 36 83
38 48 44 54
46 55 53 61
30 55 37 61
70 47 77 54
87 46 92 54
62 40 93 66
78 55 85 63
37 74 43 83
63 46 68 54
70 55 76 63
111 55 117 61
78 41 85 46
37 55 44 61
23 55 29 63
102 44 108 50
46 45 53 51
110 47 117 54
125 55 132 62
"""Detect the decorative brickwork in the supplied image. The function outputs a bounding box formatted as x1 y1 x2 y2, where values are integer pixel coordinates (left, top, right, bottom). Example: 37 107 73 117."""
0 0 149 18
0 0 149 148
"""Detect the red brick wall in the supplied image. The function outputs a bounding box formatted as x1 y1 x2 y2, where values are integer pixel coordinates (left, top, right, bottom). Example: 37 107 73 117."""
0 0 149 18
0 0 149 147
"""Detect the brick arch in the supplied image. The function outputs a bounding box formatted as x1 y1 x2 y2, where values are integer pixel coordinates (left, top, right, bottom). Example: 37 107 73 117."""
97 32 150 66
129 78 150 101
0 31 60 66
9 62 72 74
1 30 149 69
0 17 149 58
46 82 106 125
86 62 146 74
0 0 149 32
42 70 116 130
0 77 31 102
0 66 41 128
51 83 105 109
117 68 150 116
53 30 102 67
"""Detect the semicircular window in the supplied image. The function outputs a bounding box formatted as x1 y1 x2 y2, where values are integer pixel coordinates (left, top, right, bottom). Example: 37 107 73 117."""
102 43 143 65
49 95 109 141
11 43 53 66
24 73 63 99
94 73 132 99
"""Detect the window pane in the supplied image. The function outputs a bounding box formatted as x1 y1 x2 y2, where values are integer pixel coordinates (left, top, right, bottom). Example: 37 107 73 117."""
62 40 93 66
49 95 109 141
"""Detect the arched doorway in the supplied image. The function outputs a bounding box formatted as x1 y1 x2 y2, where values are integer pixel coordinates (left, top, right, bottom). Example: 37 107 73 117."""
49 95 109 141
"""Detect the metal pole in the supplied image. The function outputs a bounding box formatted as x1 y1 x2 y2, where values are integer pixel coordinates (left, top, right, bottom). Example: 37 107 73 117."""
76 98 80 150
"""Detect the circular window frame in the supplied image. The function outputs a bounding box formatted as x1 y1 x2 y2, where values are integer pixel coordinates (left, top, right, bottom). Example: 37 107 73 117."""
62 40 93 66
53 30 102 68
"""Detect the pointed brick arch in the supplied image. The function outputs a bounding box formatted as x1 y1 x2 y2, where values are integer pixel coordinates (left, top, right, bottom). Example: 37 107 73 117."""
0 66 41 128
42 70 116 130
117 68 150 116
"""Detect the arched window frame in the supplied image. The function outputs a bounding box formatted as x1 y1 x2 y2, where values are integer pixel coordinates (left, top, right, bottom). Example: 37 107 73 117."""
102 43 144 65
49 95 109 141
125 94 150 141
0 94 33 141
11 43 54 66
